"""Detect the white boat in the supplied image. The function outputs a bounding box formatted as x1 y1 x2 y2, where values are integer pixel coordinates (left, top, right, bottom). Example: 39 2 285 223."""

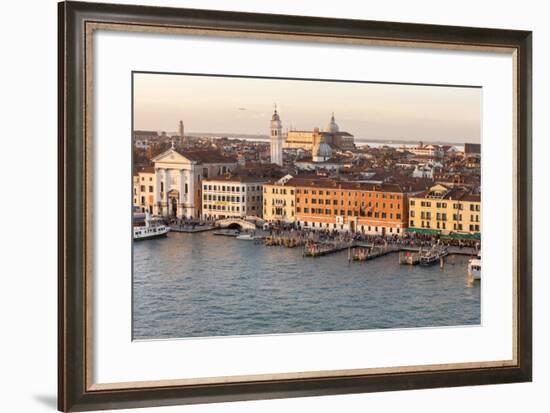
236 232 259 241
419 246 448 265
468 255 481 281
213 229 240 237
133 212 169 241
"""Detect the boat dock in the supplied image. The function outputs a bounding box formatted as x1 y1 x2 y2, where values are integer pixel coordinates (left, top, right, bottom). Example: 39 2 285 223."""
351 245 399 261
301 240 478 262
302 241 354 257
169 224 214 233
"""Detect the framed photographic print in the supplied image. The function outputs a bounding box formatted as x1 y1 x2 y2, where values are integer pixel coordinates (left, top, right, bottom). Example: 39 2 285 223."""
58 1 532 411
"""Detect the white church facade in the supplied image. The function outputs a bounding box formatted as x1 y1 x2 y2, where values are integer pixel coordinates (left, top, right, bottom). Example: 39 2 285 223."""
270 108 284 166
269 108 356 167
149 145 238 219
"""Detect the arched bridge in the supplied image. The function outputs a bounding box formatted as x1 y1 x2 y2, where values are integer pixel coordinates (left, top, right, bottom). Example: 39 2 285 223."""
216 217 258 231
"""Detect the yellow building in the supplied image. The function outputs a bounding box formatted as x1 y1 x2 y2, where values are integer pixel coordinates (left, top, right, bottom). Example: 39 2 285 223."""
133 166 156 214
262 175 297 223
408 184 481 235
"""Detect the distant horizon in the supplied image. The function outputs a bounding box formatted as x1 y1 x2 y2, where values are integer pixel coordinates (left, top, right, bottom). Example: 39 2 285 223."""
134 73 481 144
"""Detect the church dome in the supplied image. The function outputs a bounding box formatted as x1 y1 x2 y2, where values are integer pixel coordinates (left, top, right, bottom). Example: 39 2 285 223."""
324 113 339 134
272 109 280 121
312 141 333 162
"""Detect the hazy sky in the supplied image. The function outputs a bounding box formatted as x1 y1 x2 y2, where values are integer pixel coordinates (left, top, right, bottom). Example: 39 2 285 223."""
133 72 481 143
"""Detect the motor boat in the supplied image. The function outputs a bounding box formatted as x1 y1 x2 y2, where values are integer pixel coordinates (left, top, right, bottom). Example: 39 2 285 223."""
133 212 169 240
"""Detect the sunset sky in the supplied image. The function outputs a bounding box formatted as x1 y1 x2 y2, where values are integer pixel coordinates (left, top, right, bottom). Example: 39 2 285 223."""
133 72 481 143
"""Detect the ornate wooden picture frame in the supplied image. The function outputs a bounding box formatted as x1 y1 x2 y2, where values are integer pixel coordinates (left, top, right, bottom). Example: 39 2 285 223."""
58 1 531 411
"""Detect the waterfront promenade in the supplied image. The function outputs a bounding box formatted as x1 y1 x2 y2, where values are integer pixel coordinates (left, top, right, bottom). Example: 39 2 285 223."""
133 231 481 339
162 217 480 260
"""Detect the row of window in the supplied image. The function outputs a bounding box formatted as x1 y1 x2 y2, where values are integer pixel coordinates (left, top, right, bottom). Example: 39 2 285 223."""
204 205 257 212
265 187 295 195
265 199 293 206
411 200 480 211
203 194 261 203
298 198 401 209
296 189 401 200
411 211 480 222
296 207 401 220
265 207 295 217
415 220 447 229
135 185 154 193
203 184 261 192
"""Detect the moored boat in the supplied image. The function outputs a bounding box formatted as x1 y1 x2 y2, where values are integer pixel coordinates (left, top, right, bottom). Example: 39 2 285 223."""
399 250 420 265
133 212 169 241
213 229 240 237
236 232 261 240
467 255 481 281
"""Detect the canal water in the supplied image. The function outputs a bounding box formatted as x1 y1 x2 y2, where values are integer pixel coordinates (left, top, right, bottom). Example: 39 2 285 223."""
133 232 480 340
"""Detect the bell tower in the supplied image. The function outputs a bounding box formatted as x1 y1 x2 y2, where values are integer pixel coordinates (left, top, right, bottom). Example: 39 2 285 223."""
178 120 184 137
270 105 283 166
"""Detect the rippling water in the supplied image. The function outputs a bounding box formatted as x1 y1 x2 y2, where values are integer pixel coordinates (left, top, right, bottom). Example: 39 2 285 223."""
133 232 480 339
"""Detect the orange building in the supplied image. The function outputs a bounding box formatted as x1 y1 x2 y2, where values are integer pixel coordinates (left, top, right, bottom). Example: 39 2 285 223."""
292 177 408 236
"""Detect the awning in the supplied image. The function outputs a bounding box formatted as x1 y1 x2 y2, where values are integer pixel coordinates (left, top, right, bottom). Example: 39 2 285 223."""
405 228 441 236
441 232 481 241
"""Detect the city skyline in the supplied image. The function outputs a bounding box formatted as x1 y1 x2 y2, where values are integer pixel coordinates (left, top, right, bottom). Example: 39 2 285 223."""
133 73 481 144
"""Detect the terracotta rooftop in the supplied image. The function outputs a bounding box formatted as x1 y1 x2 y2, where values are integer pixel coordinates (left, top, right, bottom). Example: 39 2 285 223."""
133 165 155 175
462 193 481 202
178 150 237 164
284 176 406 193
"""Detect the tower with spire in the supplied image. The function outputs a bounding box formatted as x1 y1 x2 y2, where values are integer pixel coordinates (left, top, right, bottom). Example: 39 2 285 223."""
178 120 184 144
324 112 339 134
270 105 284 166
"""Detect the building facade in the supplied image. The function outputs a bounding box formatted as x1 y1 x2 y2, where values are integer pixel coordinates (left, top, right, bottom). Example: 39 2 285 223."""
408 184 481 234
406 142 444 158
292 177 408 235
201 176 268 220
262 175 297 223
150 145 237 219
411 163 436 179
283 113 355 151
133 166 156 214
